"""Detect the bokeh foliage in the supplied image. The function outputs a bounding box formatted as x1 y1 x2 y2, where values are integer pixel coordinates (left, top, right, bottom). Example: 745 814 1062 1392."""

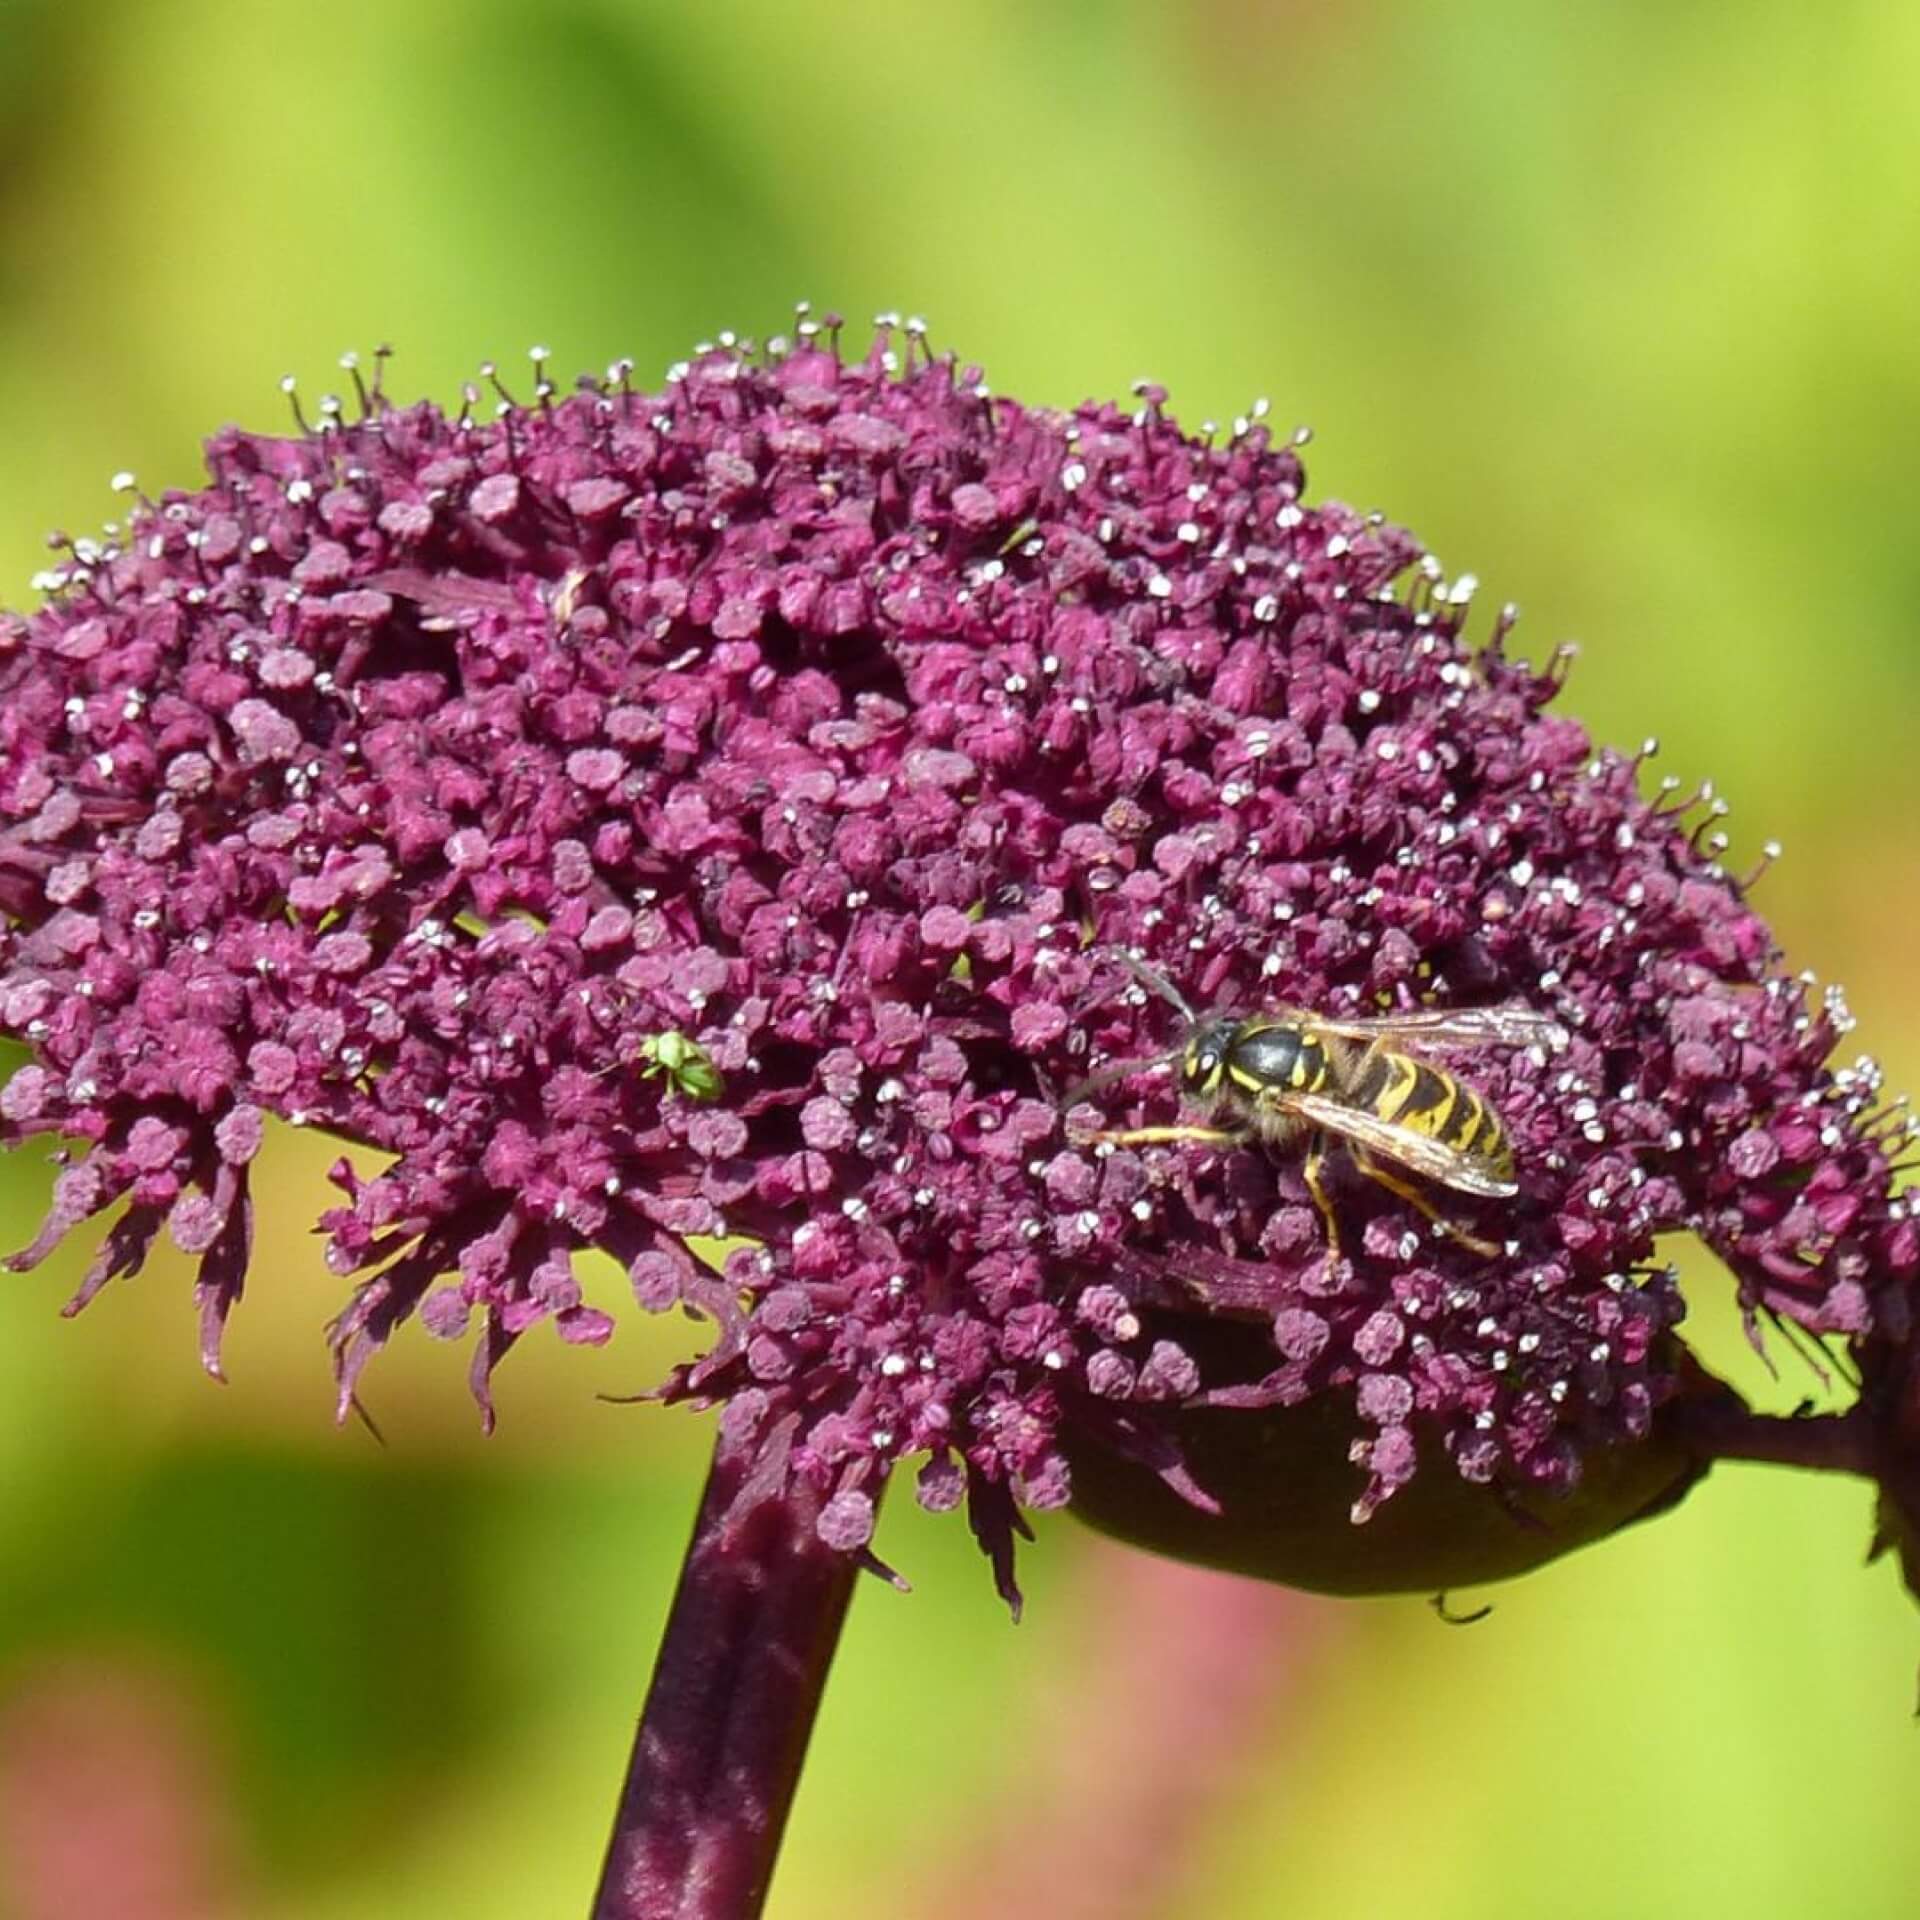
1 2 1916 1914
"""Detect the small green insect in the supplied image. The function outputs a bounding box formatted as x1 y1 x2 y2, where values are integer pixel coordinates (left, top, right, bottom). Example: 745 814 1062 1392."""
635 1031 724 1103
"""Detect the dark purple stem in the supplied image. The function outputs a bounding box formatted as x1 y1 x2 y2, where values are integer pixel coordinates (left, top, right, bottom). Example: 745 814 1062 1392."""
592 1431 859 1920
1680 1399 1880 1477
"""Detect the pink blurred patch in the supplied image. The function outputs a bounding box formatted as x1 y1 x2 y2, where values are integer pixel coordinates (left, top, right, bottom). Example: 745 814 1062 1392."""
0 1656 246 1920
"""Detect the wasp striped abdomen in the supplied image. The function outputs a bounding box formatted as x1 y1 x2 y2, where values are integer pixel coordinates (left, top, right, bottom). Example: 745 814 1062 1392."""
1344 1047 1518 1192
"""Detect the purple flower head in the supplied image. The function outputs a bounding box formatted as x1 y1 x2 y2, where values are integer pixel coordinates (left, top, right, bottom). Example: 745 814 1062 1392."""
4 320 1916 1604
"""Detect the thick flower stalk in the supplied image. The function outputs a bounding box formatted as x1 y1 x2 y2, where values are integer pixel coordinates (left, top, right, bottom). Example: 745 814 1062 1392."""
4 316 1917 1915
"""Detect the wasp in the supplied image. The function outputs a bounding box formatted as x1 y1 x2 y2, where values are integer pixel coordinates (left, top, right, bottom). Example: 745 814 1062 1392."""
1065 955 1565 1266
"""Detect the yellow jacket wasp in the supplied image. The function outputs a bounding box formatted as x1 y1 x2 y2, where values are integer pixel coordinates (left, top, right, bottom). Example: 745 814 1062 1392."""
1064 955 1567 1269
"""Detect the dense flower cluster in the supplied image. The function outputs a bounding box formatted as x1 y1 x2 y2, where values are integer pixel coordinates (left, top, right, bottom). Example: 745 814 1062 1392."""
3 320 1914 1592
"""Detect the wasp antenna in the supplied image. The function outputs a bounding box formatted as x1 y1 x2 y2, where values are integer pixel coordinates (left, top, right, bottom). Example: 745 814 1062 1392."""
1112 949 1198 1024
1058 1050 1177 1113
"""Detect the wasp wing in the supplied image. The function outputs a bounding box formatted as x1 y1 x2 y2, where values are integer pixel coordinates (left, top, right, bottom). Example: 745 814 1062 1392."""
1307 1006 1567 1052
1265 1089 1520 1198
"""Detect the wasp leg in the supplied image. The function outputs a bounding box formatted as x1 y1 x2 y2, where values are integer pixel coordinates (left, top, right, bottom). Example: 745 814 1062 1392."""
1303 1133 1342 1277
1349 1146 1501 1257
1090 1124 1247 1150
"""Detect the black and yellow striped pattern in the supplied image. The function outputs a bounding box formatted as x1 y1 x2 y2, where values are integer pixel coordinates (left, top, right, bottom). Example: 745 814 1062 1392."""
1223 1018 1327 1096
1345 1048 1515 1184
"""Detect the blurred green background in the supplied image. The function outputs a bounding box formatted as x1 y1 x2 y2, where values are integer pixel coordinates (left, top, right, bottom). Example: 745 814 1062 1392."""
2 2 1917 1915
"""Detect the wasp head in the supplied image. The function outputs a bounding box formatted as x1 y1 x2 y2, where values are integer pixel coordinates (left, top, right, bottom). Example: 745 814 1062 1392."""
1181 1017 1241 1098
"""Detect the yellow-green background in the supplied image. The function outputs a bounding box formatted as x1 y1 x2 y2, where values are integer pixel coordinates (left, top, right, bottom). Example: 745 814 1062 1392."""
2 3 1916 1915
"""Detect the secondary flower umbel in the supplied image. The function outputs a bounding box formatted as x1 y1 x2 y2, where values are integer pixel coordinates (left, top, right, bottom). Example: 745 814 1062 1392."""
3 320 1914 1598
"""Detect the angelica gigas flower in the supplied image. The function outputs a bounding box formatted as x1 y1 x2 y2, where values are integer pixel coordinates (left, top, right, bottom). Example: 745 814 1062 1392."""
3 319 1916 1630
